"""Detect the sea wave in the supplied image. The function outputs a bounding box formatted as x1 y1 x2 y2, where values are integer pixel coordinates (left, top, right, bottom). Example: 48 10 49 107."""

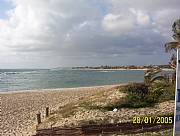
0 72 20 75
0 71 40 75
99 71 115 73
21 71 39 74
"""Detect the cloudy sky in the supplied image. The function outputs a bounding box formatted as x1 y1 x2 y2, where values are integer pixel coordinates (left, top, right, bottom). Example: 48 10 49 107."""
0 0 179 68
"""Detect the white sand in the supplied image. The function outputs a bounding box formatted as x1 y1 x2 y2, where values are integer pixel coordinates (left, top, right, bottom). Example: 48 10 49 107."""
0 85 120 136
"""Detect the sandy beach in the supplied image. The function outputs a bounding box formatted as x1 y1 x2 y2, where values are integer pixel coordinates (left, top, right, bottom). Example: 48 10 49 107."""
0 83 175 136
0 85 121 136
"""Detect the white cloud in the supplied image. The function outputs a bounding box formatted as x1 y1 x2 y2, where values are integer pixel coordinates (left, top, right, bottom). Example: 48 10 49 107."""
0 0 179 68
130 9 150 26
102 13 135 35
78 21 89 29
153 9 180 39
102 9 151 35
0 0 101 51
107 0 180 39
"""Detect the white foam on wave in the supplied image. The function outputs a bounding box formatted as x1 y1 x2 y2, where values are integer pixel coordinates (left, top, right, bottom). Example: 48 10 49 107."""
0 70 40 76
99 71 115 73
21 71 39 74
0 72 20 75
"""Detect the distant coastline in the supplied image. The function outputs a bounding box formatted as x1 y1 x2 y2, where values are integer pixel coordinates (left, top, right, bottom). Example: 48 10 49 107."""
71 64 172 71
71 68 173 71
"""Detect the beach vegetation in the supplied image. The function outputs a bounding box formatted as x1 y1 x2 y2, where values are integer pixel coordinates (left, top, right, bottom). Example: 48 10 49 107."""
150 81 175 102
102 80 175 110
78 80 175 111
57 104 78 118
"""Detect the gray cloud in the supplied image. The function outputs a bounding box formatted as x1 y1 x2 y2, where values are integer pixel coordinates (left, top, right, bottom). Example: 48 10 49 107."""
0 0 179 68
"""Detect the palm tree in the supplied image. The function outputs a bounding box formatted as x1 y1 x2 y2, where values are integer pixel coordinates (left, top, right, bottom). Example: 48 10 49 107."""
165 19 180 84
143 20 180 86
165 19 180 67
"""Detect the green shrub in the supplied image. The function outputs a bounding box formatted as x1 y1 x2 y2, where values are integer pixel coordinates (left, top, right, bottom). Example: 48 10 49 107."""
81 81 175 111
150 82 175 102
102 83 154 109
122 83 149 97
110 81 175 109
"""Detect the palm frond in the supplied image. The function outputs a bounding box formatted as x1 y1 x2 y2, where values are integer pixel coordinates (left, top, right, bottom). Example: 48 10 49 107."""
150 76 167 83
172 19 180 41
165 41 179 52
172 19 180 34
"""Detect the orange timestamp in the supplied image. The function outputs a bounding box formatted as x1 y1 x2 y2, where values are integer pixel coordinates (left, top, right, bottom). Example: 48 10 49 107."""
132 116 174 124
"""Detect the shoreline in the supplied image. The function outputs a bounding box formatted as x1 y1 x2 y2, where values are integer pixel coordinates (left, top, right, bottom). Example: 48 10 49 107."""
72 68 148 71
71 68 173 71
0 83 128 94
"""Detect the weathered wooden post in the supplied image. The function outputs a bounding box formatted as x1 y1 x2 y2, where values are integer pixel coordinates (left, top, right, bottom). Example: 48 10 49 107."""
167 75 170 82
37 112 41 124
46 107 49 117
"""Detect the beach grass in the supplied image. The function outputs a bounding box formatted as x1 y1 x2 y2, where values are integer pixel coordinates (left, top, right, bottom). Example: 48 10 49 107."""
113 81 174 109
78 81 175 111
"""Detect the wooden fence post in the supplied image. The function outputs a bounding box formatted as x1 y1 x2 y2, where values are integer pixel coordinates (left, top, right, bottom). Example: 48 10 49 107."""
37 112 41 124
46 107 49 117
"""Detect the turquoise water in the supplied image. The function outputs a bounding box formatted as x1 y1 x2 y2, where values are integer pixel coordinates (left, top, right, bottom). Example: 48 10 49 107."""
0 69 145 92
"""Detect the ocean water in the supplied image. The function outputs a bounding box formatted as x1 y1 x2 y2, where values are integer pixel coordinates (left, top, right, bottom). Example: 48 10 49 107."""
0 69 145 92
